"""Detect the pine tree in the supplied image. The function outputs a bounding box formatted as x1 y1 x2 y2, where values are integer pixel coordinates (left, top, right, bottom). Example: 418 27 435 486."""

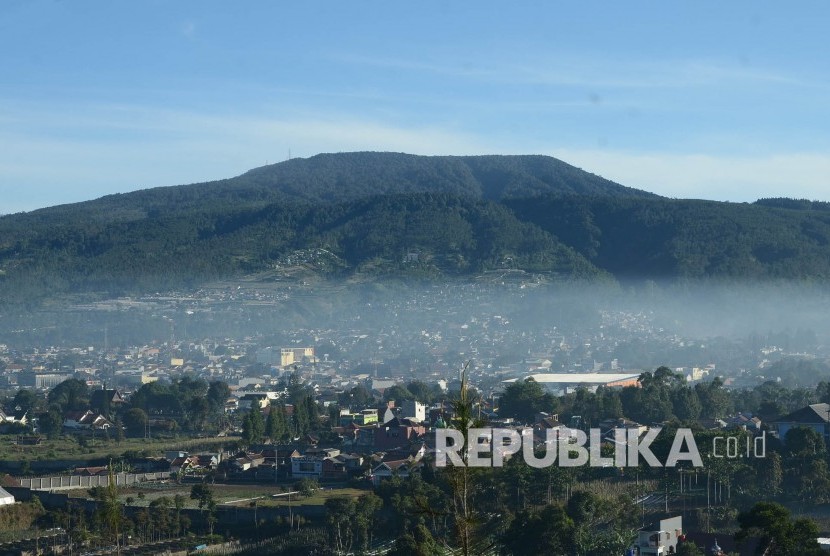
305 395 320 433
104 462 123 554
250 406 265 441
279 403 290 441
294 397 309 436
266 405 279 441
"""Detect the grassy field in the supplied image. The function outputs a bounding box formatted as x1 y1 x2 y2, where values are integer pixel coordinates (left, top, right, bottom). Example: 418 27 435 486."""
67 482 366 509
0 434 240 463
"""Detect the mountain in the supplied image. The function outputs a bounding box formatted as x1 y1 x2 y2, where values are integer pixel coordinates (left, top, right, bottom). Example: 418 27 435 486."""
1 151 829 305
7 152 654 226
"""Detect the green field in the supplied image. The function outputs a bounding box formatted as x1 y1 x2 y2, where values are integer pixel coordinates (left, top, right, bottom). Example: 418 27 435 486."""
0 434 240 464
67 483 366 509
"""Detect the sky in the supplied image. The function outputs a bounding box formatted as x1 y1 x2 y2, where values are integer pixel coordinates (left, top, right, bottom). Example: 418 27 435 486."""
1 1 829 213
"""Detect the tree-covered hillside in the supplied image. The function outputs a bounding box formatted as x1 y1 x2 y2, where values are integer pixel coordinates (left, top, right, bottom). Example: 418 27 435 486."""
507 195 830 279
2 152 653 226
1 151 830 305
0 193 605 304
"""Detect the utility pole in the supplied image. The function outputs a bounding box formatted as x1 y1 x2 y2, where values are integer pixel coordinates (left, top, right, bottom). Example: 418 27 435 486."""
707 470 711 533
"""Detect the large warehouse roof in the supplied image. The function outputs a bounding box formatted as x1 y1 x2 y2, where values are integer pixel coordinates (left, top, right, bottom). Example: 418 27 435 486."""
502 373 640 385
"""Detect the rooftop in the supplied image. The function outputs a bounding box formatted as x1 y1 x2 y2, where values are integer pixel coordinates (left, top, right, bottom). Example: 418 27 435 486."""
502 373 640 384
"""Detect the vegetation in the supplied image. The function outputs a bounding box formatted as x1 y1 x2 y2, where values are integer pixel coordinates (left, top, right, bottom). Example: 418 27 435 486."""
6 152 830 306
10 369 830 553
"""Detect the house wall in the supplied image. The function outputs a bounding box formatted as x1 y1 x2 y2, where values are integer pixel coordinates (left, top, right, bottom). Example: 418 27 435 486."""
19 472 171 491
290 457 323 478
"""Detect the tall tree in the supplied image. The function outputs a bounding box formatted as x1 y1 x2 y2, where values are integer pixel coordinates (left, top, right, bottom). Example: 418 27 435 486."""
190 483 215 512
48 379 89 412
206 381 231 412
242 407 265 444
498 378 554 423
445 363 488 555
500 504 575 556
11 389 40 415
736 502 824 555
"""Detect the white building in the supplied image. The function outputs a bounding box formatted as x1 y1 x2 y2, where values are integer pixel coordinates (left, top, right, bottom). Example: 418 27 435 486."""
291 456 323 478
0 487 15 505
400 400 427 423
636 516 683 555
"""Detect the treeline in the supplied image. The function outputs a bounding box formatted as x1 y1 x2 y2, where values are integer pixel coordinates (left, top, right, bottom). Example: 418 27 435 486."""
499 366 830 428
6 376 231 438
240 374 326 444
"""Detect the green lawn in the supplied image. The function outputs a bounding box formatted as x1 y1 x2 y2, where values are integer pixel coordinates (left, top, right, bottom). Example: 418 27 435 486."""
252 487 366 507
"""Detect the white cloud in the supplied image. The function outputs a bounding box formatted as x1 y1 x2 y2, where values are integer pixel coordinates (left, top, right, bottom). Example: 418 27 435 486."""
334 52 809 90
3 98 830 212
0 103 494 211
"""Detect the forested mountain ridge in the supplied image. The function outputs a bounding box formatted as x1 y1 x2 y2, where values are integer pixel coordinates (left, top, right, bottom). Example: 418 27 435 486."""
4 152 654 227
506 195 830 279
1 151 829 305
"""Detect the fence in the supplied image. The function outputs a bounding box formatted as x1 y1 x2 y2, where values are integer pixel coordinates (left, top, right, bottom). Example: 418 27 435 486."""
18 471 171 491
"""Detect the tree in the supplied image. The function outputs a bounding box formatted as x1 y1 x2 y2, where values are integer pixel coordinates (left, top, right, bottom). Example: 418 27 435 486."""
99 464 123 553
292 397 310 436
325 497 357 553
190 483 214 512
676 542 705 556
406 380 441 404
174 494 186 535
339 384 372 408
353 493 382 551
445 363 489 556
305 395 320 432
278 404 291 440
11 389 40 415
785 426 826 456
384 384 414 403
112 417 125 443
736 501 824 555
123 408 148 438
500 504 575 555
48 379 89 412
37 408 63 439
695 378 732 419
296 478 318 498
498 378 553 423
265 404 286 441
671 387 702 421
206 381 231 412
188 397 211 432
149 496 174 539
387 523 440 556
242 408 265 444
756 451 784 498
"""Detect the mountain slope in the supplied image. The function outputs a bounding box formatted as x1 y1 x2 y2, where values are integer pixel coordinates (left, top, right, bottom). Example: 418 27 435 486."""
4 152 655 227
2 151 830 305
506 195 830 279
0 193 607 303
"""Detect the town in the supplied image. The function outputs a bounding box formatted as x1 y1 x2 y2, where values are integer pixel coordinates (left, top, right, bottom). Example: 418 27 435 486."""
0 281 829 554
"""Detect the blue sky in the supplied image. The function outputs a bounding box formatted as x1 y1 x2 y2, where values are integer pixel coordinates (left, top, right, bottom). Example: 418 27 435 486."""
2 1 829 213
